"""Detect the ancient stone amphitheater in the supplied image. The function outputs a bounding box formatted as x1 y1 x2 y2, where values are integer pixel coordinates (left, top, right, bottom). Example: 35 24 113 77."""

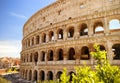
20 0 120 82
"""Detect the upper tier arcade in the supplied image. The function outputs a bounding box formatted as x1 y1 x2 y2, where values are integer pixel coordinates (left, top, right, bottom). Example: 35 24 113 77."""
23 0 120 38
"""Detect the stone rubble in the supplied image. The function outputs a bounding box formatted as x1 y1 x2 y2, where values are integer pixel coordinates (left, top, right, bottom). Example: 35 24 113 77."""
1 73 33 83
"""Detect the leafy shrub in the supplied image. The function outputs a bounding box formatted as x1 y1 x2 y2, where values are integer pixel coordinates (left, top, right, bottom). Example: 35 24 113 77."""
0 77 11 83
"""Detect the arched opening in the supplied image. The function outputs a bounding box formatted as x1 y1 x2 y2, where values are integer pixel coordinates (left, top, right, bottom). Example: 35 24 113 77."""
41 51 45 61
36 35 39 44
32 37 34 46
58 29 63 39
69 71 75 82
34 52 38 65
99 45 106 51
68 48 75 60
112 44 120 60
58 49 63 60
42 33 46 43
49 31 54 41
48 50 53 61
109 19 120 30
93 21 104 34
81 46 90 60
56 71 62 80
29 70 32 81
39 70 45 81
80 23 88 36
68 27 74 38
47 71 53 80
28 39 30 47
33 70 37 81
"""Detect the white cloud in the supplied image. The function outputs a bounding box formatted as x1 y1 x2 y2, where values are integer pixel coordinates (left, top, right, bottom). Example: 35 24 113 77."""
0 40 21 58
10 12 27 19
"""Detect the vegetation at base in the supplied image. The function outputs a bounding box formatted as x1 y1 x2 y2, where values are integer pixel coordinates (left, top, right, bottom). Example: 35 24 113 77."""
37 44 120 83
6 66 19 74
0 76 11 83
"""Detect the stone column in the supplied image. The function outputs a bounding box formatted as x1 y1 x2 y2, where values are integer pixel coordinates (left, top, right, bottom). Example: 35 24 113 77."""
31 70 34 81
63 26 67 40
46 32 49 43
106 40 113 64
30 38 32 46
53 50 57 61
74 24 79 39
26 40 28 48
34 36 36 45
32 52 35 63
45 71 48 80
104 17 110 35
45 50 48 64
75 47 80 64
28 52 31 62
38 50 41 63
88 43 95 65
63 48 68 64
27 70 29 80
54 29 57 42
39 34 41 44
53 70 56 80
88 20 93 37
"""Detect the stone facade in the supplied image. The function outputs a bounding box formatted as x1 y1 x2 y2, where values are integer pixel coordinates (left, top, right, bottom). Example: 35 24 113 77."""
20 0 120 82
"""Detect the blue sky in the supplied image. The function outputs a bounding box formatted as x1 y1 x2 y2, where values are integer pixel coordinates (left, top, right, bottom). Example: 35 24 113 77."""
0 0 56 58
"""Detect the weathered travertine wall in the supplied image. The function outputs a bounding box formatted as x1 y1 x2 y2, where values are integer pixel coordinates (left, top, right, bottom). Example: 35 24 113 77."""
20 0 120 82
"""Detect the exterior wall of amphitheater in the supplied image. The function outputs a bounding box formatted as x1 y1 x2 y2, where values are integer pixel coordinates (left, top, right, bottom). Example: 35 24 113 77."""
20 0 120 82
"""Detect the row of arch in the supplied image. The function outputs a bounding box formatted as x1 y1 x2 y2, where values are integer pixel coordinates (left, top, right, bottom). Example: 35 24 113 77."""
23 19 120 49
21 43 120 63
21 69 74 82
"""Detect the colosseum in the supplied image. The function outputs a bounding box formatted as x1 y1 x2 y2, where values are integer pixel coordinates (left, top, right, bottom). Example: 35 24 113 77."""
20 0 120 82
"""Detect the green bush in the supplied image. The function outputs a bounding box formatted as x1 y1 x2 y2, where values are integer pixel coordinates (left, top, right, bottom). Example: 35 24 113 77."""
0 77 11 83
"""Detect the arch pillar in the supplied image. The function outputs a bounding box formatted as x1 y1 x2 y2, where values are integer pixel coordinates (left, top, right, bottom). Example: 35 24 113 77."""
74 24 80 39
45 50 48 64
25 53 27 62
26 40 28 48
88 43 95 65
38 50 41 63
38 34 41 44
104 17 110 35
27 70 29 80
45 71 48 80
53 71 56 80
63 48 68 64
31 70 34 81
88 20 93 37
34 36 36 45
54 29 57 42
30 37 32 46
106 40 113 64
75 47 80 64
46 32 49 43
63 25 67 40
32 52 35 63
38 70 40 81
